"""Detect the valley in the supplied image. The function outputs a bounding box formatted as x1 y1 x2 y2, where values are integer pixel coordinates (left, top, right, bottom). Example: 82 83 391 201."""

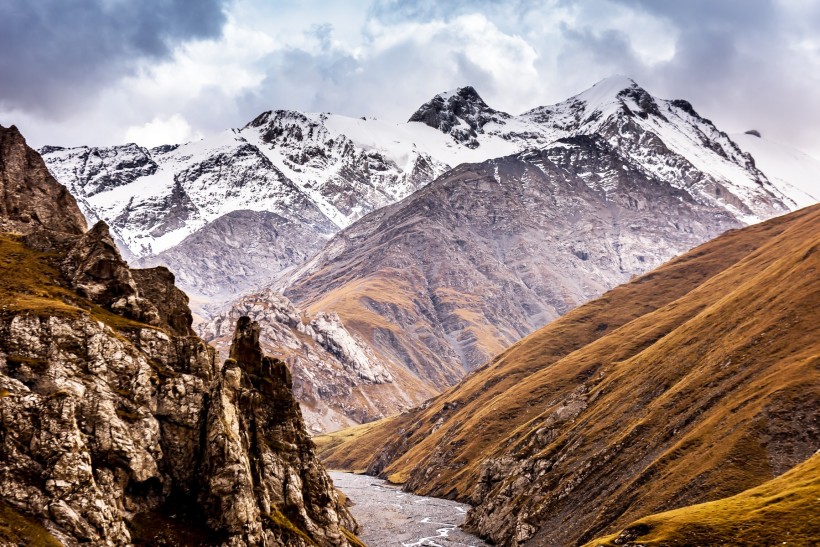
330 472 488 547
41 76 817 435
1 62 817 547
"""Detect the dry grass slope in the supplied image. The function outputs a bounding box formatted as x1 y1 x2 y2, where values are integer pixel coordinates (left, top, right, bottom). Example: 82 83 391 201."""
0 234 154 331
586 452 820 546
0 500 62 546
318 204 820 546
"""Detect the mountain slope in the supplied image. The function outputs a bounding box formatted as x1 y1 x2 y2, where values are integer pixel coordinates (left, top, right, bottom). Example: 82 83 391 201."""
587 452 820 547
41 77 808 301
281 136 741 386
137 210 331 300
318 203 820 546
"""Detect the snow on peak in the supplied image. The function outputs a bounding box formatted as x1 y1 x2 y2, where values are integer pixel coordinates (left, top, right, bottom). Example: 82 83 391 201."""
435 86 483 101
582 75 640 98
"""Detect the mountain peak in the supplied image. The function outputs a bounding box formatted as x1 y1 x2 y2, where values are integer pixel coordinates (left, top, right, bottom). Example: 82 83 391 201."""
409 86 508 148
569 75 646 111
0 124 87 235
433 85 484 102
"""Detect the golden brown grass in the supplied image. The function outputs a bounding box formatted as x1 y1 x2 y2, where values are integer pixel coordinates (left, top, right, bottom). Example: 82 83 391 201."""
342 527 367 547
314 416 399 473
0 501 61 546
319 205 820 544
586 453 820 546
0 234 152 331
262 507 317 546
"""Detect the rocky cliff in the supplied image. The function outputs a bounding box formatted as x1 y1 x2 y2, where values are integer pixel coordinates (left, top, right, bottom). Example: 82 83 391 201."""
1 125 86 236
0 127 359 546
200 289 436 433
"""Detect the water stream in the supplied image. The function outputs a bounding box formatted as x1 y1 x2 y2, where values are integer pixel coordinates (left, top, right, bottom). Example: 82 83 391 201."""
330 472 490 547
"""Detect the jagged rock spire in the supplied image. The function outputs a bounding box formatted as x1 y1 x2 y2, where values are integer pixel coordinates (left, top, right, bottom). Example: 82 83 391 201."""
201 315 357 545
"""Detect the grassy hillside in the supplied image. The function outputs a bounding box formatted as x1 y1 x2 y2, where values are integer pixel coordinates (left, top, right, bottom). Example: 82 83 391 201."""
0 501 62 546
317 204 820 545
586 452 820 546
0 234 151 331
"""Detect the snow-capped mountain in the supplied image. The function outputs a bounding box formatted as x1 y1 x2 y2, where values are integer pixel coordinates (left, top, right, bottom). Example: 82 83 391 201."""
277 137 743 387
41 76 810 302
411 76 795 222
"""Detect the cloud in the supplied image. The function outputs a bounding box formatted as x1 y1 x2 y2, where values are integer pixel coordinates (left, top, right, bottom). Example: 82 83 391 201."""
0 0 230 116
2 0 819 159
124 114 202 148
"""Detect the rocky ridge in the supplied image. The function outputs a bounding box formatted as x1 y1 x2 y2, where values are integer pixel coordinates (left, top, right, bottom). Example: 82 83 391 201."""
0 125 359 546
41 77 808 301
200 290 435 433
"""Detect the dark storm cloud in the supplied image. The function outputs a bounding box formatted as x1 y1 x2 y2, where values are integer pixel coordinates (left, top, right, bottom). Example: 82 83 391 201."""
0 0 230 116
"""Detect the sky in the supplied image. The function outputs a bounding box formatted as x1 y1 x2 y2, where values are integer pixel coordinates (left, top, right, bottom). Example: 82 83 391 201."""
1 0 819 158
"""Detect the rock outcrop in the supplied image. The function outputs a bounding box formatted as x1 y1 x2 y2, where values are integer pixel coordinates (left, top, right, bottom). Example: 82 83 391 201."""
408 86 509 148
201 290 434 433
200 316 357 545
0 129 359 545
0 124 86 235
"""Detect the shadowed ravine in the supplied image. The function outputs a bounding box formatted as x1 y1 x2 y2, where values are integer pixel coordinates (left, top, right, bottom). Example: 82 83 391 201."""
330 473 489 547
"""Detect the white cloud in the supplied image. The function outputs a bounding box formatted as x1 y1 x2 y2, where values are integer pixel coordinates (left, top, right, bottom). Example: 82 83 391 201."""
3 0 818 159
124 114 202 148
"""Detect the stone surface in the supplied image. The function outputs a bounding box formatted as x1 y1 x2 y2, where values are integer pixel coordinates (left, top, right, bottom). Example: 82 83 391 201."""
201 290 434 433
0 124 86 235
0 132 359 546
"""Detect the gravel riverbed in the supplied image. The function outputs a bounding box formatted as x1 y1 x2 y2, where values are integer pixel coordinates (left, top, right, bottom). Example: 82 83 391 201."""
330 472 489 547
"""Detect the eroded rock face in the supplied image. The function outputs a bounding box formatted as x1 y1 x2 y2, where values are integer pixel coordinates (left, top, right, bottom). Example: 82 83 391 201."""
200 316 358 545
408 86 510 148
0 131 358 545
200 290 425 434
0 315 216 545
0 290 358 546
0 124 86 235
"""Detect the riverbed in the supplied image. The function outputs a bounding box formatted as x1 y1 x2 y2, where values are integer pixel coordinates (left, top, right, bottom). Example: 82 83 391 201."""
330 472 490 547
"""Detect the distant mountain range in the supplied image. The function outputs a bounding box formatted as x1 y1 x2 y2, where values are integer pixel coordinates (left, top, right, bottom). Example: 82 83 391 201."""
41 76 816 302
41 77 820 432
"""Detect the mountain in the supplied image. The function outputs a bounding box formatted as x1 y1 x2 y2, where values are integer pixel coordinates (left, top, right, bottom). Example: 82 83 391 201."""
317 203 820 546
199 289 437 433
38 79 817 433
41 133 341 300
41 77 806 302
409 77 795 221
279 138 743 388
0 125 361 546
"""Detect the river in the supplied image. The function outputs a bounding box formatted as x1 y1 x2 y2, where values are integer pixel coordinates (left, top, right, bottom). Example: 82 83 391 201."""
330 472 490 547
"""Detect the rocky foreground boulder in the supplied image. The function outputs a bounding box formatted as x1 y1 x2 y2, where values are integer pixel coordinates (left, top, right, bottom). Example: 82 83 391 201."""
0 124 359 546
